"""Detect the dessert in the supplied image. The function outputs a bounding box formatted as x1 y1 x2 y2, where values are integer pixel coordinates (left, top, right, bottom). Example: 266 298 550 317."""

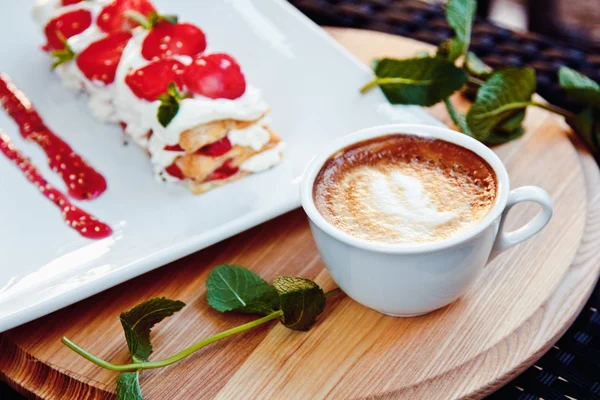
33 0 284 193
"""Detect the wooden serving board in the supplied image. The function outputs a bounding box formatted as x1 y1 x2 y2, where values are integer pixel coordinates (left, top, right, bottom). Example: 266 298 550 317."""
2 28 600 400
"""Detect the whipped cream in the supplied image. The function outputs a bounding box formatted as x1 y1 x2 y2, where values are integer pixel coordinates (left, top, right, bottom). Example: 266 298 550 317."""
113 29 156 144
149 85 270 146
228 125 270 151
147 133 184 181
33 0 108 29
240 142 285 173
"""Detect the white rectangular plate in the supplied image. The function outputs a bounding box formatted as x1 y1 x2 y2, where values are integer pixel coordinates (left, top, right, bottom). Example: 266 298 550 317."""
0 0 440 332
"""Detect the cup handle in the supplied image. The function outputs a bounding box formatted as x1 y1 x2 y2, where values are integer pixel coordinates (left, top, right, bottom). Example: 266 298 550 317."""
489 186 553 261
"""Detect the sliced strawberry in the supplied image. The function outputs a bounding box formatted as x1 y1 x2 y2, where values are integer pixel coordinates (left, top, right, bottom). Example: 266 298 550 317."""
125 59 185 101
43 9 92 51
62 0 83 5
141 21 206 60
164 144 184 151
206 159 239 181
97 0 156 33
197 137 232 157
183 53 246 100
165 162 184 179
76 31 132 84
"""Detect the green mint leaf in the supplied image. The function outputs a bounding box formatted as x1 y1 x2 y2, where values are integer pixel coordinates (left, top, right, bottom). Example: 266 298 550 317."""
157 83 183 128
120 297 185 362
121 319 140 360
146 11 178 28
123 10 151 29
273 276 326 331
444 98 472 136
206 265 280 315
566 107 600 152
464 52 492 78
436 39 453 59
50 34 75 69
366 57 467 106
442 0 477 61
117 372 143 400
466 68 535 143
484 110 527 145
159 14 178 25
559 66 600 108
167 82 182 98
370 59 380 71
414 50 431 59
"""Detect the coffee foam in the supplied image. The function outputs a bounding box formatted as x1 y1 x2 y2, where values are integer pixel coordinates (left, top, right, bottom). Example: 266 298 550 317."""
313 135 497 245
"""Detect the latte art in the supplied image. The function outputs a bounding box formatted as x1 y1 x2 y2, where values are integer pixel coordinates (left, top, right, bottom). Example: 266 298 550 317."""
313 135 497 245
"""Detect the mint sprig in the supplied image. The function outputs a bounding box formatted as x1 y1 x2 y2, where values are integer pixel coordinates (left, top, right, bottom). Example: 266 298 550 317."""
464 52 492 79
438 0 476 61
157 82 183 128
206 264 280 315
123 10 178 30
559 66 600 108
120 297 185 362
117 372 143 400
50 32 76 69
359 0 600 155
61 265 341 400
361 57 467 106
466 68 536 143
274 276 326 331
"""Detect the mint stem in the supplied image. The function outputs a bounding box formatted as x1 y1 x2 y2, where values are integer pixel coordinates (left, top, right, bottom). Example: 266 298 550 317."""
360 77 432 93
529 101 576 119
467 75 486 86
62 310 284 372
325 288 342 298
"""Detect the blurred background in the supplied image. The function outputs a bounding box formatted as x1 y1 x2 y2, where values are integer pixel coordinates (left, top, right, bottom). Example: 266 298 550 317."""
289 0 600 114
433 0 600 49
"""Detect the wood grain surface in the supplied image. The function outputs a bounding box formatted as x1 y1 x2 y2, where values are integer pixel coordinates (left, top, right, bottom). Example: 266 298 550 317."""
1 28 599 400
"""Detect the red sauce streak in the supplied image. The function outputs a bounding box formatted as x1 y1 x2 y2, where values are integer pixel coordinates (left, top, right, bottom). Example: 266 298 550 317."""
0 75 107 200
0 132 112 239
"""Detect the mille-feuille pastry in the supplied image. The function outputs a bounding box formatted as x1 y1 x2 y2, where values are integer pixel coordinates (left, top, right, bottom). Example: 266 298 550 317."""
33 0 284 193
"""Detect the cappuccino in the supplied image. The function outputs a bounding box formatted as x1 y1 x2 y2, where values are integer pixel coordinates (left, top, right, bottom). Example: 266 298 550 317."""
313 135 497 245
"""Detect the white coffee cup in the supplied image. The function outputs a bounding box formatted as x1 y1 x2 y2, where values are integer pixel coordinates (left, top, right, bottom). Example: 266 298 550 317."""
300 124 553 316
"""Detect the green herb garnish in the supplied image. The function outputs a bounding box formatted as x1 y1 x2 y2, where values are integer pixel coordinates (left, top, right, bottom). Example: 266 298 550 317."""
361 0 599 156
123 10 178 30
61 265 341 399
157 82 183 128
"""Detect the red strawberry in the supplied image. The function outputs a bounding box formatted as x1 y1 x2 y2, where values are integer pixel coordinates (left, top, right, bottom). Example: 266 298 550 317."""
76 31 132 84
183 53 246 100
165 162 184 179
43 9 92 51
197 137 232 157
141 21 206 60
62 0 83 5
125 59 185 101
206 159 239 181
164 144 184 151
97 0 156 33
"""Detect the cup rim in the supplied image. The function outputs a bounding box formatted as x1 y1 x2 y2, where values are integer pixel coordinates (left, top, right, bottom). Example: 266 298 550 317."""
300 124 510 254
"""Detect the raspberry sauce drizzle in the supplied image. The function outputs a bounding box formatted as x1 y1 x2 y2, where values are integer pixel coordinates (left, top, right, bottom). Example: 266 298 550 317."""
0 75 107 200
0 132 112 239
